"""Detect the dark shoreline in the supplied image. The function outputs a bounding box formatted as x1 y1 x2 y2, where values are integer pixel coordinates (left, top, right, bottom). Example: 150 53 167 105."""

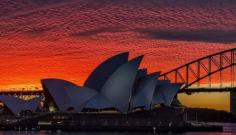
0 107 225 133
185 108 232 122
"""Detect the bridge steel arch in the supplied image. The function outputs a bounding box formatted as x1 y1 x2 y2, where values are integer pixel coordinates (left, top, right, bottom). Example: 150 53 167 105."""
160 48 236 93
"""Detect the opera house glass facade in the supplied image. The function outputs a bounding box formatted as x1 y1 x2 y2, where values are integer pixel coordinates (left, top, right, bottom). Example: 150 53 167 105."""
0 52 182 115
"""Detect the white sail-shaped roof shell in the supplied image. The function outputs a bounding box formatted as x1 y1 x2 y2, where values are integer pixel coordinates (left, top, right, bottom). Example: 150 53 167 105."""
41 79 75 111
84 52 129 91
42 79 99 112
160 83 182 105
84 94 115 109
131 72 160 109
101 56 143 113
132 69 148 95
152 80 171 105
65 86 97 112
0 95 41 115
153 83 182 106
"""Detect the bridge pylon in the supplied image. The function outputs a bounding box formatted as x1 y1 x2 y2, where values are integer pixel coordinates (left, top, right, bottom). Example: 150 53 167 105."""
230 89 236 118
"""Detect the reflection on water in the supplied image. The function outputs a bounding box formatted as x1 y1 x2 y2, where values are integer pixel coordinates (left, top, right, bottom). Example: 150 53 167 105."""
0 123 236 135
0 131 230 135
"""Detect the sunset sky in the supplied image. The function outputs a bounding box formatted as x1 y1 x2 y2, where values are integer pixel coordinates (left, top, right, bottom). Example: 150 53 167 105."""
0 0 236 111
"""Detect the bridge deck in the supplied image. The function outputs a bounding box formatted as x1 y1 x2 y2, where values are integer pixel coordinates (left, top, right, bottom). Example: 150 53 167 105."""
180 87 236 93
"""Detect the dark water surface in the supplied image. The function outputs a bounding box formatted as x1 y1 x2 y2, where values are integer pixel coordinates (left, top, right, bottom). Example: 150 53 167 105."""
0 132 232 135
0 131 231 135
0 123 235 135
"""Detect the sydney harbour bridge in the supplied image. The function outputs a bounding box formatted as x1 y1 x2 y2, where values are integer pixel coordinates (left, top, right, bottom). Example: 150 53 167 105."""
159 48 236 115
0 48 236 114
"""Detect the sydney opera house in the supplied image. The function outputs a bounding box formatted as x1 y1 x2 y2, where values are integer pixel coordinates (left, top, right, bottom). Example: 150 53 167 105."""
0 52 182 115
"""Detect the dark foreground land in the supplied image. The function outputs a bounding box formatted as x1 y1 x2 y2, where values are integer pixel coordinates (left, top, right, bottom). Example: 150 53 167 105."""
185 108 232 122
0 107 224 133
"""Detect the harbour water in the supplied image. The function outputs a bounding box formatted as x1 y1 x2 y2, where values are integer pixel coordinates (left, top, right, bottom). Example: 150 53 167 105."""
0 131 231 135
0 123 235 135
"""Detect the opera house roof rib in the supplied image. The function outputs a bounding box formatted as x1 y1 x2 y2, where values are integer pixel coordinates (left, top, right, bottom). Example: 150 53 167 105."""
0 95 41 115
0 52 182 115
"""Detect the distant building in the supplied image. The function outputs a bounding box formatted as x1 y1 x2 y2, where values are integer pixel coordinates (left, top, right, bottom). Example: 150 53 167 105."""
0 95 41 115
